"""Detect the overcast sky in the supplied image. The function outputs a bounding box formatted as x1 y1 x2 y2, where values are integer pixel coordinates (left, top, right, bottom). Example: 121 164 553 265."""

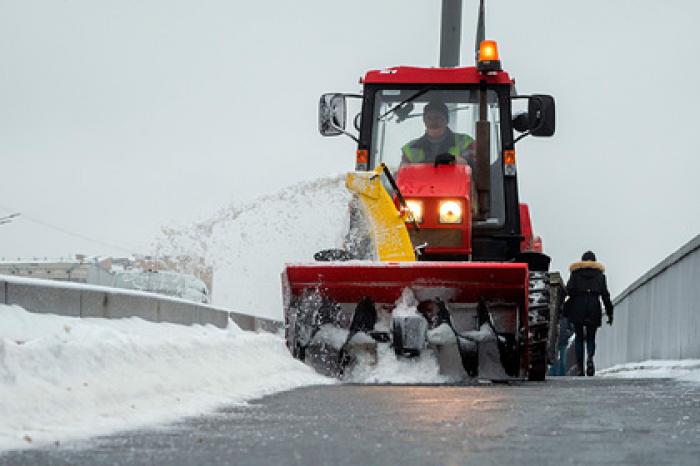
1 0 699 296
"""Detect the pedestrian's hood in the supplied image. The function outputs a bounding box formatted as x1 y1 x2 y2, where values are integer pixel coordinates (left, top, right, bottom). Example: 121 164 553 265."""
569 260 605 278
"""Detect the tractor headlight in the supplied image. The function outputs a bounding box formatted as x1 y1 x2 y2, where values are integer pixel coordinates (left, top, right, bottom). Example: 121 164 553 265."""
404 199 423 223
439 200 462 224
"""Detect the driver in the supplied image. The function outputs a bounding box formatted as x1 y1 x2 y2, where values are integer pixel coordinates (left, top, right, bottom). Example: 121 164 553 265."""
401 100 475 167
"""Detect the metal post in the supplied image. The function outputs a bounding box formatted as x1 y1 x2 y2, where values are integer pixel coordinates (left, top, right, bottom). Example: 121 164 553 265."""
475 0 485 62
439 0 463 68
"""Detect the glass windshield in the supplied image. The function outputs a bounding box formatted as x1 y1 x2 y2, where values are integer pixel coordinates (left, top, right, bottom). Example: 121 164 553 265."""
371 88 505 226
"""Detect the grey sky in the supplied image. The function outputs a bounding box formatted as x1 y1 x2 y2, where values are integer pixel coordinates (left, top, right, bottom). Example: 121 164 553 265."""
1 0 699 296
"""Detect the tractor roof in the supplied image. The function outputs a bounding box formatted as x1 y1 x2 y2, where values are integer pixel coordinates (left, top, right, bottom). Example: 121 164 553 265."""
362 66 513 85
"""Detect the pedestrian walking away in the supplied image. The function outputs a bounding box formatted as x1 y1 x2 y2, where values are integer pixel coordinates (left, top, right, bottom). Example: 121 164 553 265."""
562 251 614 376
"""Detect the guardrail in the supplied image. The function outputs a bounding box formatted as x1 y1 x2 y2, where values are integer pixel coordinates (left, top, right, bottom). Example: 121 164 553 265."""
0 275 282 333
596 234 700 369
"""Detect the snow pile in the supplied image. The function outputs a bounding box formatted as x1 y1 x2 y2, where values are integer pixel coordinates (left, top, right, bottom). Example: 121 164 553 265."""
346 289 452 384
346 343 452 384
599 359 700 383
0 305 333 452
157 175 351 320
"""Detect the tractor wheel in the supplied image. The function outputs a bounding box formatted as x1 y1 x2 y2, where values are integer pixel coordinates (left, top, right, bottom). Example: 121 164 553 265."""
527 271 551 381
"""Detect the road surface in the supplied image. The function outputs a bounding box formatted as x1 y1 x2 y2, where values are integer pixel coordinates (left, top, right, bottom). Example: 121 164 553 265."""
3 377 700 465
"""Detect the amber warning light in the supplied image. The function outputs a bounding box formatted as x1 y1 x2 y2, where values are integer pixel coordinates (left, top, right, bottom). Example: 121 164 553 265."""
477 40 502 73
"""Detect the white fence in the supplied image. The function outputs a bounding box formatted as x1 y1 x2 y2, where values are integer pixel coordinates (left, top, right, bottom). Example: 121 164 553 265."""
597 234 700 369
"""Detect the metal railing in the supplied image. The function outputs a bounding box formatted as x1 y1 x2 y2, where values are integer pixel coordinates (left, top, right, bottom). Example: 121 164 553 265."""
596 234 700 368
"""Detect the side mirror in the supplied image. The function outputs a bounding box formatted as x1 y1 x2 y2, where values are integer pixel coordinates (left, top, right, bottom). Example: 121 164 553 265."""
319 93 347 136
528 95 555 137
512 113 530 133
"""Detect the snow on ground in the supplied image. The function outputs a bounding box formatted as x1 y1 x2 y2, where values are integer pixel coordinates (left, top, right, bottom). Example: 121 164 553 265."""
156 175 351 320
346 343 452 384
0 304 334 452
599 359 700 383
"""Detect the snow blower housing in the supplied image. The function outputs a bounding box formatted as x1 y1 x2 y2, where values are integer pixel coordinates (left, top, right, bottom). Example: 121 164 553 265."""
283 42 560 381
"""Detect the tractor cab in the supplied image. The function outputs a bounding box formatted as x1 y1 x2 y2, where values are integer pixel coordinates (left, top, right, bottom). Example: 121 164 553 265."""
319 43 555 261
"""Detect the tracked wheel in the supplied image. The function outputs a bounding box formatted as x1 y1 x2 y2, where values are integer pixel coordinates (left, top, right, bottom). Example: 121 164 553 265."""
527 271 551 381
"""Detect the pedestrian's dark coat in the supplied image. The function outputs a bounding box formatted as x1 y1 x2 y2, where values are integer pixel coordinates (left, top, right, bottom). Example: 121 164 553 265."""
564 260 614 327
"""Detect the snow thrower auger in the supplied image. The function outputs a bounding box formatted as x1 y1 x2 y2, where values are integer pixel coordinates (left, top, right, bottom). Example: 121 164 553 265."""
282 1 563 381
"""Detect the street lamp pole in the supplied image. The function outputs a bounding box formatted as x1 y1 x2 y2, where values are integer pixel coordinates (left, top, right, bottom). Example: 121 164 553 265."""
439 0 463 68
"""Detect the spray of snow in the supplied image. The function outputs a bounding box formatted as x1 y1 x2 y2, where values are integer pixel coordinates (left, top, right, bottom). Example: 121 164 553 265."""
599 359 700 383
156 175 352 320
0 305 333 452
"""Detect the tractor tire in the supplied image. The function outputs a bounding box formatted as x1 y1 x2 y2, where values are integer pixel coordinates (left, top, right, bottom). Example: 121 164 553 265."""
527 271 551 381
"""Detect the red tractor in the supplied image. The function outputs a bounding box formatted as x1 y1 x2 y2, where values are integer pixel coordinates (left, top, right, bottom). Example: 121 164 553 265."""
282 9 561 381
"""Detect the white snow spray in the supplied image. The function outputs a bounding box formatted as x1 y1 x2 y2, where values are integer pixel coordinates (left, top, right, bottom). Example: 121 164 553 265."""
156 175 351 319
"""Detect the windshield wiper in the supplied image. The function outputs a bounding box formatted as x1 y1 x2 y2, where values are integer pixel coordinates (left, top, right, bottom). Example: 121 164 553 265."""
378 86 434 121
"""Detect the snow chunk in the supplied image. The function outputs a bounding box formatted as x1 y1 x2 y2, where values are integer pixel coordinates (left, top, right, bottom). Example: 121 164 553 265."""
348 331 376 346
427 323 457 346
458 323 497 343
393 288 419 316
311 325 349 350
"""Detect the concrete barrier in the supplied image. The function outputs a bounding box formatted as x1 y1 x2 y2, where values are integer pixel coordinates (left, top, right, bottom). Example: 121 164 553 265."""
597 234 700 369
0 275 282 333
6 282 81 317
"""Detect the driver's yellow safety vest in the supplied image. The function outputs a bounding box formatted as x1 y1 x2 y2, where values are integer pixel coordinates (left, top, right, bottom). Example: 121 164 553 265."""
402 133 474 163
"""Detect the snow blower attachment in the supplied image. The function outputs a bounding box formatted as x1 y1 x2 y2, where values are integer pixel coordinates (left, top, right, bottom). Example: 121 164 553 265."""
283 164 547 380
283 0 559 381
284 260 531 379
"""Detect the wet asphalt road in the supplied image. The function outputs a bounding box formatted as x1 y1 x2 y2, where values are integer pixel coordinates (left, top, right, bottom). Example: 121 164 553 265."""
3 377 700 466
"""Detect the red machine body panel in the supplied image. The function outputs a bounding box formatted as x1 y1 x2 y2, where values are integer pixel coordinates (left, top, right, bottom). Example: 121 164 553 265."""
283 261 528 306
363 66 513 85
283 261 532 377
532 236 543 253
396 163 473 255
396 163 471 197
519 203 534 252
519 203 543 253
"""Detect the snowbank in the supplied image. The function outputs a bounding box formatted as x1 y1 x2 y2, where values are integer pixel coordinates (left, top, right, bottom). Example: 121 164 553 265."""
0 305 333 452
599 359 700 383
